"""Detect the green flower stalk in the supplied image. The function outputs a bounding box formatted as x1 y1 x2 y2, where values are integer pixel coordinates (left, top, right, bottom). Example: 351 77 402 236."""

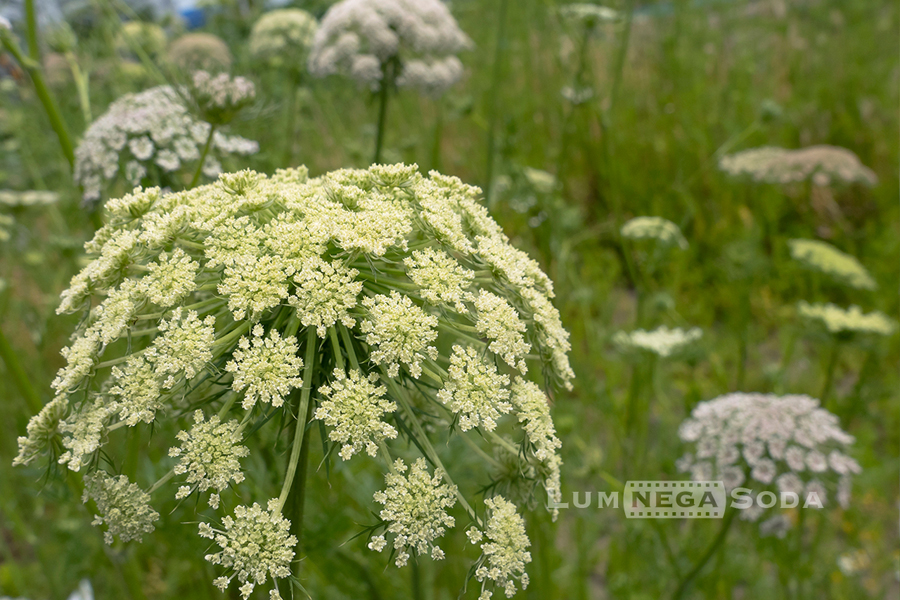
14 164 572 599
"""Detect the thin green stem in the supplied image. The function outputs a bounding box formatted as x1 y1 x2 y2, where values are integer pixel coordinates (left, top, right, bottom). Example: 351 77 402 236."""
24 0 39 60
329 327 345 371
0 32 75 168
190 125 217 188
484 0 509 202
339 325 360 371
274 327 317 514
821 340 841 409
65 52 92 125
672 508 737 600
0 324 43 413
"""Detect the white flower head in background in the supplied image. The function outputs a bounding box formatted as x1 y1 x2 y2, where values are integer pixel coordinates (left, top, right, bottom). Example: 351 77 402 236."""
719 145 877 187
167 33 233 73
560 4 620 30
249 9 319 71
73 86 258 204
621 216 689 250
613 325 702 358
677 393 860 523
797 301 895 337
788 239 877 290
308 0 472 96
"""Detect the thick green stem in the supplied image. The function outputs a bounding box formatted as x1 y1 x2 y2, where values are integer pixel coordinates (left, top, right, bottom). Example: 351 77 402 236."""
190 125 217 188
672 508 737 600
0 32 75 168
373 60 394 165
0 325 43 413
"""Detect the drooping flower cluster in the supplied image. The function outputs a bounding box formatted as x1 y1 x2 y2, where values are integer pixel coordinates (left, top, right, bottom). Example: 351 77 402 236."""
621 216 688 249
170 410 249 508
370 458 457 566
719 145 878 187
18 164 571 598
469 496 532 599
315 368 396 460
797 301 895 337
788 239 877 290
199 500 297 599
74 86 258 203
613 325 702 358
677 393 860 521
249 9 319 71
166 33 233 72
308 0 472 96
83 472 160 544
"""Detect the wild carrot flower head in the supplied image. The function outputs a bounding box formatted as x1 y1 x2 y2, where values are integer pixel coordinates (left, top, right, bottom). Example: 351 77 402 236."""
621 216 688 250
308 0 472 96
719 145 877 187
677 393 860 520
613 325 702 358
249 9 319 70
166 33 232 73
83 472 160 544
470 495 532 599
187 71 256 126
797 301 895 337
19 164 570 598
74 86 258 204
788 239 876 290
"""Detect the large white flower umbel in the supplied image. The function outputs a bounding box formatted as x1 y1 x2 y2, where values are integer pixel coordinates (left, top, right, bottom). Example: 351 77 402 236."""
16 164 571 599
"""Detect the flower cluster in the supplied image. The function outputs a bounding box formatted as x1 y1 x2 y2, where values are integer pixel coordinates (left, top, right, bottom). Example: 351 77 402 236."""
612 325 702 358
469 496 532 599
188 71 256 126
74 86 258 203
249 9 319 70
788 239 877 290
621 216 688 249
19 164 571 597
83 472 160 544
677 393 860 520
315 368 396 460
225 325 305 410
797 301 895 337
115 21 167 59
370 458 457 566
170 410 249 508
438 345 512 432
560 4 620 29
308 0 471 96
199 500 297 599
719 145 878 187
166 33 233 72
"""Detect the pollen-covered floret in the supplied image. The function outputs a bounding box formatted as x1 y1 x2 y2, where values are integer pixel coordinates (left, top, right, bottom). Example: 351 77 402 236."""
437 345 512 432
361 291 439 378
474 496 532 599
83 472 159 544
226 325 304 410
13 395 68 466
109 351 162 426
371 458 457 566
403 247 474 311
144 248 200 306
288 257 362 337
315 368 397 460
170 410 249 507
200 499 297 599
474 290 531 374
153 308 217 387
677 393 860 521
